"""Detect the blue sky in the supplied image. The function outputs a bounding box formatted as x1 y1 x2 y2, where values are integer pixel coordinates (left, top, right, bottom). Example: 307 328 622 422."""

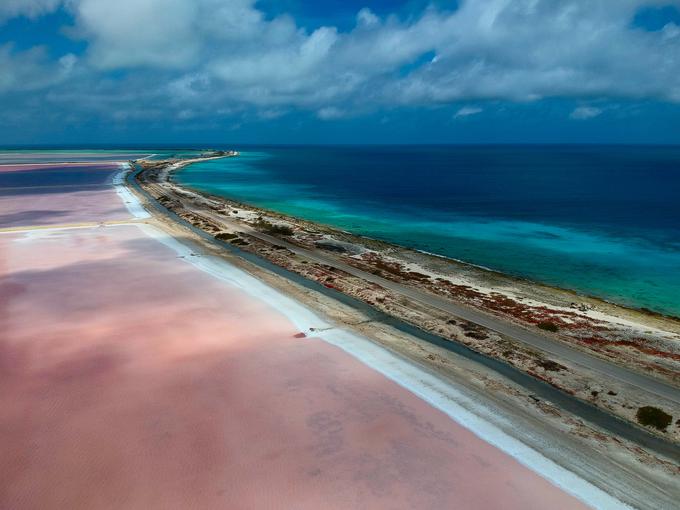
1 0 680 145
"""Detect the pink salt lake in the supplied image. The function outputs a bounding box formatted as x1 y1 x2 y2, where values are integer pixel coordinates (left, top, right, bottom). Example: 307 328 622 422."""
0 164 130 227
0 162 588 509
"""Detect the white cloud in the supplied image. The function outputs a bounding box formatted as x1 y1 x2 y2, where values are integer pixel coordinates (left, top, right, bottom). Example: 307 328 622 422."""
71 0 200 69
211 25 339 96
0 0 61 23
257 108 286 120
455 106 483 118
662 22 680 39
356 8 379 28
59 53 78 72
380 1 680 106
317 107 345 120
2 0 680 124
570 106 603 120
0 44 76 93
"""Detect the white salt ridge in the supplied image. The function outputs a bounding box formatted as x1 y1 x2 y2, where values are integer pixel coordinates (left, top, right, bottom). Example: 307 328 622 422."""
113 164 151 219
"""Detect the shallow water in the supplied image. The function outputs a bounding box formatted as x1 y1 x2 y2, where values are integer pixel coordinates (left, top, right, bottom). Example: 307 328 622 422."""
177 145 680 317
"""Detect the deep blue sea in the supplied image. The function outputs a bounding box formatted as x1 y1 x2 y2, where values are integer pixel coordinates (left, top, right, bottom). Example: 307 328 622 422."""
176 145 680 317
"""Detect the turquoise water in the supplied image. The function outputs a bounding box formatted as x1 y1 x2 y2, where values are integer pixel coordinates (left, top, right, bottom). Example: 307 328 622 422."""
176 146 680 317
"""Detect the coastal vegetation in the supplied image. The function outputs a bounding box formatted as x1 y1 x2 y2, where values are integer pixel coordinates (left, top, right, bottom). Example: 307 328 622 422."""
537 321 560 333
537 359 566 372
254 218 294 236
636 406 673 431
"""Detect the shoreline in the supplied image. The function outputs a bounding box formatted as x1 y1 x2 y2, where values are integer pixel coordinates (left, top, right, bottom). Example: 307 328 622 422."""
184 185 680 325
170 167 680 325
164 160 680 378
123 158 678 506
411 246 680 323
171 157 680 322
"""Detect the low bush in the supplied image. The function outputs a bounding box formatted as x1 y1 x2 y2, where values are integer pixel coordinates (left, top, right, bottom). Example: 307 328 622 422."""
537 359 565 372
537 321 560 333
405 271 430 281
254 218 294 236
269 224 294 236
636 406 672 431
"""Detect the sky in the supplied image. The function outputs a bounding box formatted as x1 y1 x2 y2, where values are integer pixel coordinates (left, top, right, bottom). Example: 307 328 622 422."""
1 0 680 145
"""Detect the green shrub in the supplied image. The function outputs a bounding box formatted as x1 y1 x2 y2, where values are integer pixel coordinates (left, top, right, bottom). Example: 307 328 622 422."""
268 224 294 236
254 218 294 236
537 321 559 332
215 232 238 241
537 359 565 372
636 406 672 431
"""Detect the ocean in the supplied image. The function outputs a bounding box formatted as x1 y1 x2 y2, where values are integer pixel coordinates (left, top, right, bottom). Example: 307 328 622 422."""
175 145 680 317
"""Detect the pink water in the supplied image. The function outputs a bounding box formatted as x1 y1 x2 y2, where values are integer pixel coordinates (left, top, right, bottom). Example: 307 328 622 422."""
0 162 588 509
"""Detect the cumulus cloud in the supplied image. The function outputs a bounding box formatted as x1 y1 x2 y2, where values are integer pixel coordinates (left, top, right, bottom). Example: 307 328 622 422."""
70 0 201 69
382 1 680 106
2 0 680 126
0 44 77 93
0 0 61 23
455 106 483 118
317 107 346 120
570 106 604 120
356 8 379 28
